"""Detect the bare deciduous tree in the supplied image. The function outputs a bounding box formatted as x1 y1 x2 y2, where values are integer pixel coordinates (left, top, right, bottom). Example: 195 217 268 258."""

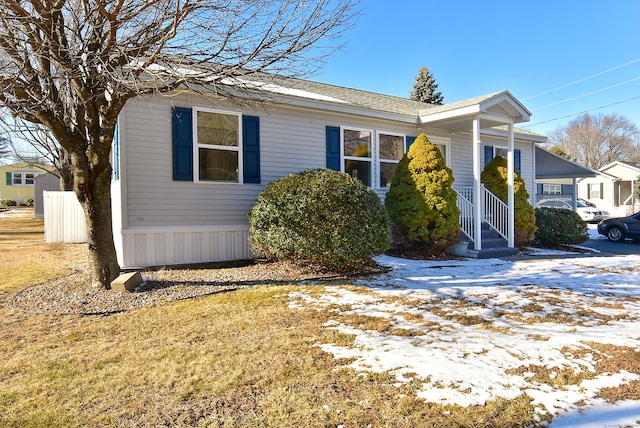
550 113 640 170
0 0 358 288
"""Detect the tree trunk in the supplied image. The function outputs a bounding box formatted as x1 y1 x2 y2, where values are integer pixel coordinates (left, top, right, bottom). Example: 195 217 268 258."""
78 165 120 289
58 149 74 191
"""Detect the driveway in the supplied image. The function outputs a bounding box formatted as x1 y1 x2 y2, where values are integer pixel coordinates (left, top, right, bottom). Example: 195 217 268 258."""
584 224 640 256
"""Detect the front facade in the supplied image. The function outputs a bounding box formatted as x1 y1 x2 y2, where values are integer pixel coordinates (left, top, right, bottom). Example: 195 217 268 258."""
0 163 53 203
111 76 539 268
577 161 640 216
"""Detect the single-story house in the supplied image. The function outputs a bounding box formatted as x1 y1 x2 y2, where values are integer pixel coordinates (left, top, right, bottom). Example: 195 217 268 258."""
106 70 547 267
577 161 640 216
0 162 54 203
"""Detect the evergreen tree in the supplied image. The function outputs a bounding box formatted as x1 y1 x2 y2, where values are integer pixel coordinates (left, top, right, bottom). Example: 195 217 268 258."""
409 66 444 105
481 156 536 246
385 133 460 255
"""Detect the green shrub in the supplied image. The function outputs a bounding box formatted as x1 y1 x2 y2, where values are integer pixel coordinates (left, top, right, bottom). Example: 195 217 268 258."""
0 199 17 207
385 133 460 255
535 207 588 246
481 156 536 246
248 168 390 271
24 198 34 207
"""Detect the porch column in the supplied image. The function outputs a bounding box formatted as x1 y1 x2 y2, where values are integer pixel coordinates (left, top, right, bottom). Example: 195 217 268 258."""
507 123 515 248
572 178 577 211
473 117 482 250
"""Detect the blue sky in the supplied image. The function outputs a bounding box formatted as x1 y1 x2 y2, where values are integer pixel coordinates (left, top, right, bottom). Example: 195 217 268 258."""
313 0 640 137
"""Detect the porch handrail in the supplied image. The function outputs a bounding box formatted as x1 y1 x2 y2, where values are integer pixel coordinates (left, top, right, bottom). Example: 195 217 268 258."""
453 187 474 242
482 184 508 241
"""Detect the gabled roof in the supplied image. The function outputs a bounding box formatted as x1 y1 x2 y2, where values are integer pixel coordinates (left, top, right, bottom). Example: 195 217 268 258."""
418 91 531 130
169 62 535 133
600 160 640 173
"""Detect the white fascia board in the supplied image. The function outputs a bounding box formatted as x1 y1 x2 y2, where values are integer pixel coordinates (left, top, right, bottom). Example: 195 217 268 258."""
419 105 481 123
482 127 547 143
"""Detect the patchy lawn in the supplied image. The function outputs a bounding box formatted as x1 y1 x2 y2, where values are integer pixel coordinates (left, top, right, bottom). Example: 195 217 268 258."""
1 211 639 427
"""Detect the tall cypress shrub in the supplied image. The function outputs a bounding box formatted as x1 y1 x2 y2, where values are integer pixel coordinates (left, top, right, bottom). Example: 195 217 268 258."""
481 156 536 246
385 133 460 255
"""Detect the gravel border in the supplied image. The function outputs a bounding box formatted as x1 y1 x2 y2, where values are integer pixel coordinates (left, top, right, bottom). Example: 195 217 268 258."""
10 261 388 316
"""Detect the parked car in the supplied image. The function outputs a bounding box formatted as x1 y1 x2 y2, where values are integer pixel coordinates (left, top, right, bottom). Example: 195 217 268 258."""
576 200 605 223
597 212 640 242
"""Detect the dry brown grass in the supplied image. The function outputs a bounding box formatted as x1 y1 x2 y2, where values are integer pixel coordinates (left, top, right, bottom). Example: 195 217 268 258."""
0 212 632 427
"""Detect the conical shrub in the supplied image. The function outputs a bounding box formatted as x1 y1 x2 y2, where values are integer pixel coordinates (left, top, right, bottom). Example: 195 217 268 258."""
385 133 460 255
481 156 536 246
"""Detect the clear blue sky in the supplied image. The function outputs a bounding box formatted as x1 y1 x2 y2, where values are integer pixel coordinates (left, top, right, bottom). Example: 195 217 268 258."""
313 0 640 137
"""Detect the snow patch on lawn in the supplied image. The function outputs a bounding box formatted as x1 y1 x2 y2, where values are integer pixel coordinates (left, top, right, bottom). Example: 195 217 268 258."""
289 254 640 426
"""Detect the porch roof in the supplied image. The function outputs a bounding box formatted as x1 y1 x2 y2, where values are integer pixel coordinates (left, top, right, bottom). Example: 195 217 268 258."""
535 146 596 179
418 91 532 131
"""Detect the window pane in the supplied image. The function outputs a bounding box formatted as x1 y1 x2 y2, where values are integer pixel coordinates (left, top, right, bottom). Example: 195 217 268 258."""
12 173 21 185
343 129 371 158
198 148 239 182
495 147 508 159
344 159 371 186
25 173 35 185
379 134 404 161
380 162 398 188
197 111 238 147
436 144 446 160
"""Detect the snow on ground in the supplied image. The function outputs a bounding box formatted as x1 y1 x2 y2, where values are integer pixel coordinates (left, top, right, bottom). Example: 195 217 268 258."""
0 208 32 218
290 251 640 426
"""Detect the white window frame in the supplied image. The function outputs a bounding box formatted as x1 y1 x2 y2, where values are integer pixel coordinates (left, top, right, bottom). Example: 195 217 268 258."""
12 171 39 186
193 107 243 184
543 184 562 195
341 126 374 187
428 136 451 168
376 130 406 189
589 184 601 199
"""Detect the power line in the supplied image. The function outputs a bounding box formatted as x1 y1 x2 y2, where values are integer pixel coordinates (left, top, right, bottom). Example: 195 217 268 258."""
531 76 640 110
521 95 640 128
522 57 640 101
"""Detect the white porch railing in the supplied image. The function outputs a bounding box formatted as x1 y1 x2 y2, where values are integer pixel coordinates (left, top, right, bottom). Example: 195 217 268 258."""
482 184 508 241
453 185 510 246
454 187 474 242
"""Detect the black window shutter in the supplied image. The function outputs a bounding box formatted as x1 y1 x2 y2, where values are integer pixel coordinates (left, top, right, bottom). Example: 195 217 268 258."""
326 126 340 171
242 115 260 183
172 107 193 181
599 183 604 199
405 136 417 152
484 145 494 166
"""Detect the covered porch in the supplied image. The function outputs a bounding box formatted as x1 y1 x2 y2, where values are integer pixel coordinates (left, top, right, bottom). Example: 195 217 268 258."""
420 91 532 257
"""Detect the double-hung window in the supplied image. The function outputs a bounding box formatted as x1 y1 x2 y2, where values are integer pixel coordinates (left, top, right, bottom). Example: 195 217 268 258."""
194 108 242 183
378 132 404 188
542 184 562 195
12 172 37 185
342 128 373 187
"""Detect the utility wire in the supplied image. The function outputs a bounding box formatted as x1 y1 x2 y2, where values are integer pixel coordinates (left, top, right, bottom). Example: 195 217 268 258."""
521 57 640 101
521 95 640 128
532 76 640 110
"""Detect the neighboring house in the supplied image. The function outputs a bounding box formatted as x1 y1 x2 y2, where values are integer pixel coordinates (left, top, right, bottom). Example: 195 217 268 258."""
577 161 640 216
534 146 596 211
104 71 545 268
0 162 54 203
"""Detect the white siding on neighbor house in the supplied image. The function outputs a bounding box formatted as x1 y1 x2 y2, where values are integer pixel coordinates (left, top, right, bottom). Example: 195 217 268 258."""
577 176 615 208
602 163 640 181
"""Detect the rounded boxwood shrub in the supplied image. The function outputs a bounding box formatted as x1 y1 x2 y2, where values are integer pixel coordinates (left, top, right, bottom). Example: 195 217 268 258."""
481 156 536 246
0 199 17 207
385 133 460 255
248 168 390 271
535 207 588 246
